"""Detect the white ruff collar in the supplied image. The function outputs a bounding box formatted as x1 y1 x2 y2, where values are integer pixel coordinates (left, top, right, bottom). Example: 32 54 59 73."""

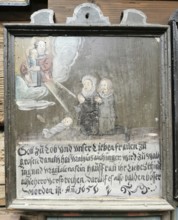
82 87 95 98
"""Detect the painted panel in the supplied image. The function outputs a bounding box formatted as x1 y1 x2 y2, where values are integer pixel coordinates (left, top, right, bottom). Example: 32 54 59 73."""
15 36 161 199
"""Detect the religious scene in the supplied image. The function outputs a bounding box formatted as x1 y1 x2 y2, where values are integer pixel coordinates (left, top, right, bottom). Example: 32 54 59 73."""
15 36 161 199
15 36 159 142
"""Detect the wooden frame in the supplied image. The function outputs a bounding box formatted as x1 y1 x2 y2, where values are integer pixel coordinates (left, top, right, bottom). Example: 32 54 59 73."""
169 11 178 200
4 11 173 211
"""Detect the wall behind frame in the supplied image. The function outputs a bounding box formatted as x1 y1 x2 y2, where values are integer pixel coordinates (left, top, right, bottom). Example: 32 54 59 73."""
48 0 178 24
1 0 178 219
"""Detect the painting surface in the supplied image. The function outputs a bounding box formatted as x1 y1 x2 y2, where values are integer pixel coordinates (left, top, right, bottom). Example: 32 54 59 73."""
15 36 161 199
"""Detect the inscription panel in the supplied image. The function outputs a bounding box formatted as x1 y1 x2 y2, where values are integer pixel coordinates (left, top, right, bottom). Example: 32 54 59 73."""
16 140 161 198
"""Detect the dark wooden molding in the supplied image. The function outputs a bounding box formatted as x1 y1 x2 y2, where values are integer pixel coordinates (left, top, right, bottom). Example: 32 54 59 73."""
169 11 178 200
0 0 47 21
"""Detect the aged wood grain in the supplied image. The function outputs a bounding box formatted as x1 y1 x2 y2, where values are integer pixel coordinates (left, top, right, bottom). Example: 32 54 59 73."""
0 211 39 220
48 0 178 25
0 133 5 206
0 215 20 220
0 185 5 206
0 24 3 126
0 133 4 186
